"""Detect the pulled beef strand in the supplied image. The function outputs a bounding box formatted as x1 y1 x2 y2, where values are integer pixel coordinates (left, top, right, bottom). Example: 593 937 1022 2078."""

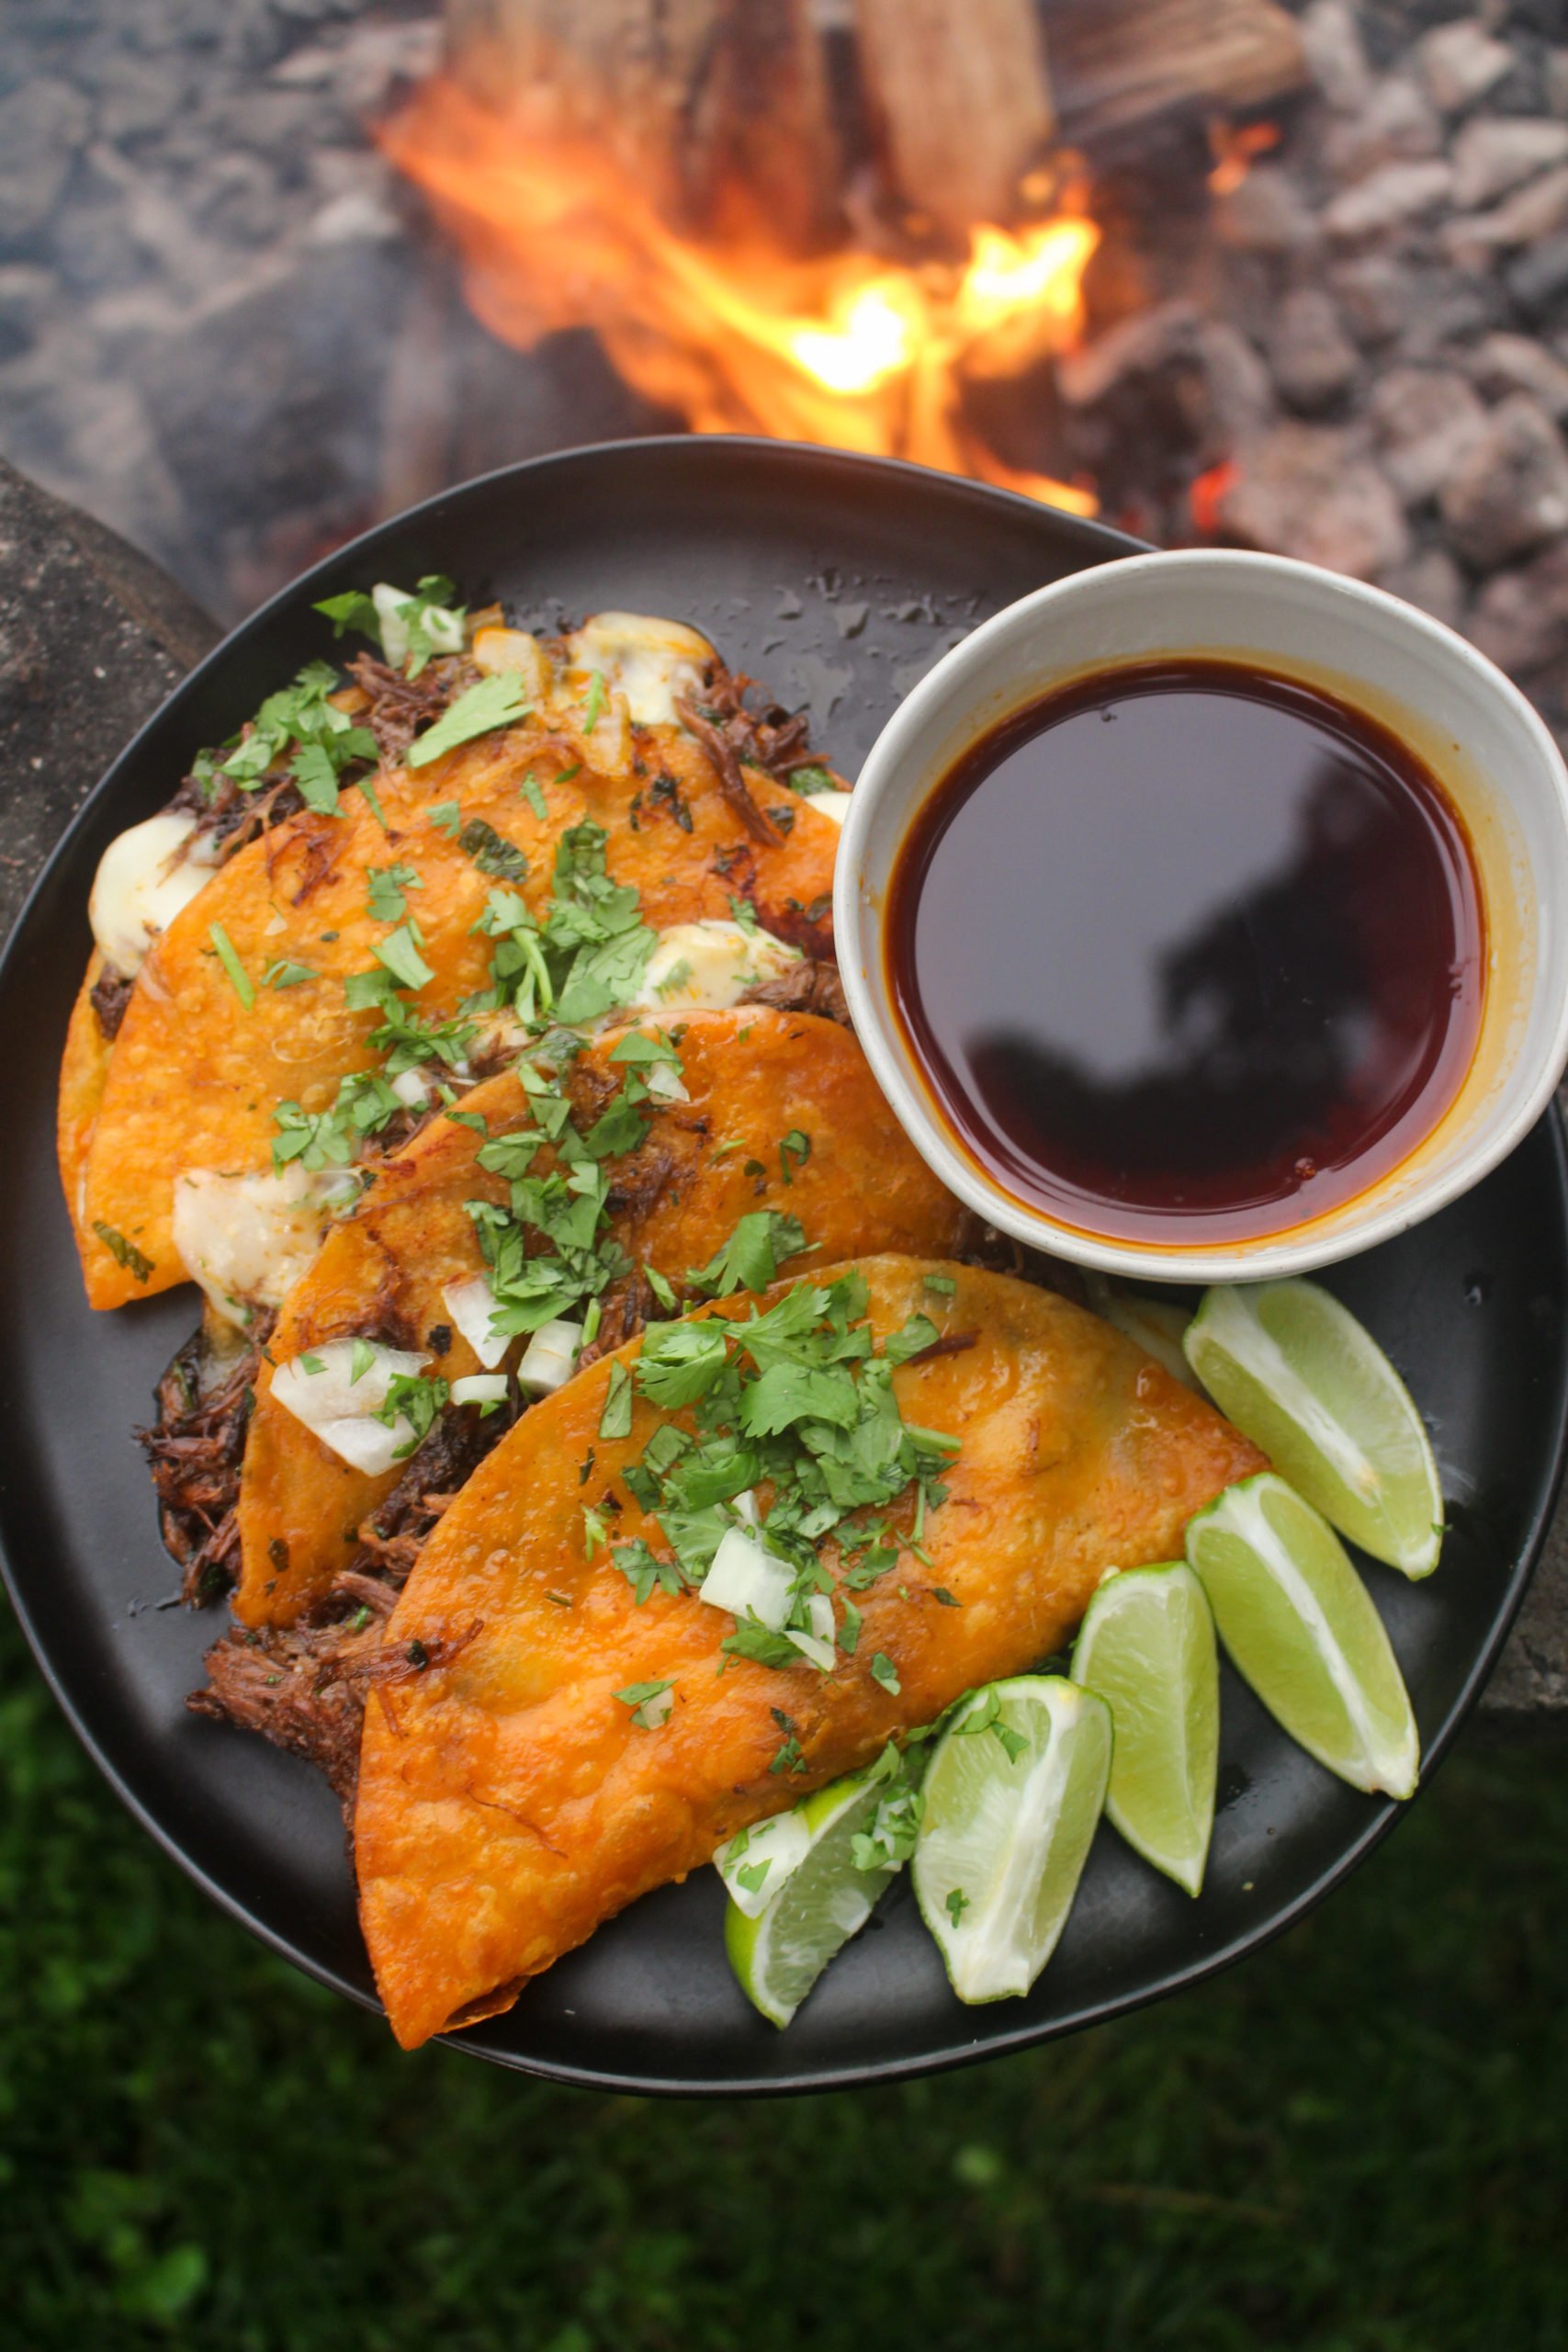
140 1327 266 1606
89 962 134 1041
673 691 782 847
346 651 468 761
189 1618 377 1810
739 959 850 1026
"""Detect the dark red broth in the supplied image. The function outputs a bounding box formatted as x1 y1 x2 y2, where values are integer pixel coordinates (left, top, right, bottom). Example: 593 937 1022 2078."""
886 659 1485 1246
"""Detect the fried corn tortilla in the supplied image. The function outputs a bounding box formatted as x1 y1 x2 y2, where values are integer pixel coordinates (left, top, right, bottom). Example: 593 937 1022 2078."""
70 722 841 1308
354 1255 1266 2049
235 1009 973 1628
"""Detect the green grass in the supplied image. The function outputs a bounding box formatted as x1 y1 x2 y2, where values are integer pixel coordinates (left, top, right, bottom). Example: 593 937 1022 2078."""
3 1589 1565 2352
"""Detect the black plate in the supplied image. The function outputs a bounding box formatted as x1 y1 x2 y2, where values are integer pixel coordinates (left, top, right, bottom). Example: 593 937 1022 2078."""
4 436 1566 2096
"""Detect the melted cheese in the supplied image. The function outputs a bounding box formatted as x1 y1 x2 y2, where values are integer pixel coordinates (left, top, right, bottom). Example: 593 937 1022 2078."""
633 921 800 1012
172 1163 359 1330
89 810 221 976
560 613 716 727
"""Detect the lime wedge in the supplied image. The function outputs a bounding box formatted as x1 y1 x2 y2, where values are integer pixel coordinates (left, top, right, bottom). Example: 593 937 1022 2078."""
912 1677 1111 2003
1070 1562 1218 1896
1183 1280 1442 1578
1186 1472 1419 1799
723 1769 900 2028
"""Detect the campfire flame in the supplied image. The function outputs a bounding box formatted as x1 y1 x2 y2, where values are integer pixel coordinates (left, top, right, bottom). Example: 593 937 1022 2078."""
381 79 1100 515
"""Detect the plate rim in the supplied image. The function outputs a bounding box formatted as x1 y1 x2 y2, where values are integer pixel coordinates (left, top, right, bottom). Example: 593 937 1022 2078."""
4 434 1565 2097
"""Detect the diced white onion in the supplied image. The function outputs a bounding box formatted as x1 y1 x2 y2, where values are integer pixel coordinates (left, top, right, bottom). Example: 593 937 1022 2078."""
390 1067 434 1108
714 1809 815 1918
89 809 221 976
784 1628 837 1672
516 1317 582 1396
700 1525 794 1631
173 1163 360 1331
645 1060 689 1104
311 1413 417 1476
452 1373 508 1407
801 788 854 828
635 1684 676 1729
562 612 715 728
732 1488 761 1530
373 582 465 672
441 1272 510 1371
272 1338 428 1436
633 921 801 1013
807 1592 835 1644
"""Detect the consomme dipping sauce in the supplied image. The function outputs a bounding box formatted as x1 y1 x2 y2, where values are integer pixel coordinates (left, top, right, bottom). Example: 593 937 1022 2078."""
886 658 1486 1247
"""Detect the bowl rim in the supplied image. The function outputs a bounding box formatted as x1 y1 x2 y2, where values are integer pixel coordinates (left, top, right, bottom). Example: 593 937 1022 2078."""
833 544 1568 1285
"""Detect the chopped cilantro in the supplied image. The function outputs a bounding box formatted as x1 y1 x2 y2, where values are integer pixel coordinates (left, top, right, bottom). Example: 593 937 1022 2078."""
92 1222 153 1283
615 1678 675 1730
208 922 254 1011
612 1538 683 1605
787 763 837 797
581 670 607 734
653 956 693 1001
263 958 316 989
373 1370 449 1459
459 817 529 882
581 1503 610 1559
428 800 463 837
735 1859 773 1896
520 772 548 822
932 1587 962 1608
349 1337 376 1385
778 1128 811 1186
644 1264 679 1314
956 1687 1030 1763
407 673 530 768
870 1652 902 1697
367 863 421 923
945 1887 970 1928
728 894 759 936
599 1361 634 1441
686 1211 807 1300
374 922 434 993
924 1273 958 1296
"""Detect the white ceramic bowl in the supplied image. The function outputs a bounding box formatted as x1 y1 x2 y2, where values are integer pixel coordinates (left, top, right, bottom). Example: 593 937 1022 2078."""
834 548 1568 1285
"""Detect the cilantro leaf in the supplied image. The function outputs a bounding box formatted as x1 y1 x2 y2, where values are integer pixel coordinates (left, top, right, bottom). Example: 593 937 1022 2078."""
599 1361 634 1441
459 817 529 882
367 863 421 923
93 1222 153 1283
870 1652 902 1697
375 922 434 992
636 1321 730 1409
208 922 254 1011
884 1313 941 1365
687 1211 807 1300
407 673 529 768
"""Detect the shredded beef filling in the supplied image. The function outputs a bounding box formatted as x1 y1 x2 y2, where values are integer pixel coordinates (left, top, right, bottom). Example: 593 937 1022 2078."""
89 962 134 1041
140 1324 269 1606
346 651 470 760
739 959 850 1025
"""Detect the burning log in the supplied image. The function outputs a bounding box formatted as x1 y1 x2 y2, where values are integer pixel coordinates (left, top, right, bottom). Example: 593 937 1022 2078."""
441 0 842 250
854 0 1056 241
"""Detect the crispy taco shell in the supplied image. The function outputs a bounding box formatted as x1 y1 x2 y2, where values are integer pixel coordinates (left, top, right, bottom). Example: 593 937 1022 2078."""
71 722 840 1307
235 1008 972 1627
353 1255 1266 2049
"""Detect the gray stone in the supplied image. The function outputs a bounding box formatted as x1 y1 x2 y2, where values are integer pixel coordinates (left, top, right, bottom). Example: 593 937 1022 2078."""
1323 159 1454 243
1470 332 1568 421
0 266 59 363
1214 165 1318 256
1467 538 1568 673
1299 0 1373 113
1329 252 1416 345
1506 234 1568 323
1451 115 1568 209
0 456 217 930
1377 545 1467 629
1439 393 1568 570
1218 424 1410 579
1056 300 1201 411
1547 45 1568 119
1193 321 1275 445
1369 367 1490 504
1268 287 1359 413
1443 164 1568 262
1480 1497 1568 1731
1417 19 1515 114
0 77 91 247
1322 77 1441 185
